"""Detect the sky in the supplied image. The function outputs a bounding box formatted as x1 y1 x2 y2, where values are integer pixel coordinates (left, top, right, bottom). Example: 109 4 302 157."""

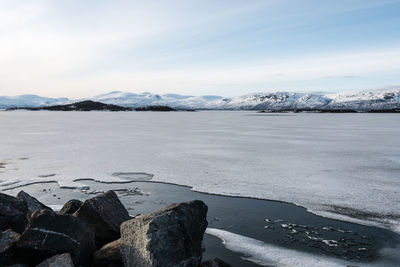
0 0 400 98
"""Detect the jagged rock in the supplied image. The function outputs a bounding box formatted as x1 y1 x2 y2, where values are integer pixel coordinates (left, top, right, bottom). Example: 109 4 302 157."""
17 191 51 216
36 253 74 267
93 239 122 267
59 200 82 215
0 229 20 265
0 193 28 233
73 191 130 247
200 258 232 267
16 209 95 266
120 200 208 267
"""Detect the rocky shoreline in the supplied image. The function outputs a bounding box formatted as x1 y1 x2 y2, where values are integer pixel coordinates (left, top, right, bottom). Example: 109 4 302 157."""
2 178 399 266
0 190 230 267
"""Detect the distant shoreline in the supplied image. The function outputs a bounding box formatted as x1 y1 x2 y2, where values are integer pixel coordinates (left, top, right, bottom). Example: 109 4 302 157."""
3 99 400 113
1 88 400 112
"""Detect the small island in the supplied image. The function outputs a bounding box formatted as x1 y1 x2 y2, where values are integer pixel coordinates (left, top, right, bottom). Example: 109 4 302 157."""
6 101 180 112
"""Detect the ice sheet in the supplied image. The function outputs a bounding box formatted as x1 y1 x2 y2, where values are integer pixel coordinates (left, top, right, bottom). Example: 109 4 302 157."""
0 111 399 233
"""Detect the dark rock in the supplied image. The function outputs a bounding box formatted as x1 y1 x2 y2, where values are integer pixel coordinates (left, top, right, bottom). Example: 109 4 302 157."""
135 105 176 111
6 264 30 267
16 209 95 266
120 200 208 267
0 193 28 233
58 200 82 215
200 258 232 267
0 229 20 252
73 190 130 247
0 229 20 265
17 191 51 216
93 239 122 267
36 253 74 267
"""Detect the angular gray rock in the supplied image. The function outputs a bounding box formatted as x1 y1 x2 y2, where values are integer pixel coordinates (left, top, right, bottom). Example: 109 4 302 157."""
93 239 122 267
0 193 28 233
17 191 51 216
16 209 95 266
0 229 20 265
73 190 130 247
58 200 82 215
200 258 232 267
120 200 208 267
36 253 74 267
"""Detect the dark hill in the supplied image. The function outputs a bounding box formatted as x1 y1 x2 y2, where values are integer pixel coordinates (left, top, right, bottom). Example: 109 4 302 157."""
13 100 132 111
135 106 176 111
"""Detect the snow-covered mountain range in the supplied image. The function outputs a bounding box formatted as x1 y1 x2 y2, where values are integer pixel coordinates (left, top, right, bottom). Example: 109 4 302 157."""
1 88 400 111
0 95 69 109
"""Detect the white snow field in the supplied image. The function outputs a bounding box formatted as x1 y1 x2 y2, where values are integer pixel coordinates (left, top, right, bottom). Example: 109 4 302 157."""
0 111 399 234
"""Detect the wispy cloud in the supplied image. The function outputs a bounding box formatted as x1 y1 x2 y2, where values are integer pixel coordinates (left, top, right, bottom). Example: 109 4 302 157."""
0 0 399 97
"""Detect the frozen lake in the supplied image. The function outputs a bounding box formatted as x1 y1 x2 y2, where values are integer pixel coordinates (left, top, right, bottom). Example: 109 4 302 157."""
0 111 399 233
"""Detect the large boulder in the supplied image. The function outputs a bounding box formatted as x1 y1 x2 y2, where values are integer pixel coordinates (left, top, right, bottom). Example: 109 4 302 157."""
120 200 208 267
93 239 122 267
59 200 82 215
36 253 74 267
17 191 51 216
73 191 130 247
0 229 20 265
16 209 95 266
0 193 28 233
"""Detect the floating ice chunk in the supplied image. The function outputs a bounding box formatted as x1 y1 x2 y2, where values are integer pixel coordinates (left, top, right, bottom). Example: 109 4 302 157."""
306 234 323 241
281 224 293 229
322 240 338 247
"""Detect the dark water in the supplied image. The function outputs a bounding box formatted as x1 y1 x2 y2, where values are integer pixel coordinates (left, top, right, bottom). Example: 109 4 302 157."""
4 180 399 266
